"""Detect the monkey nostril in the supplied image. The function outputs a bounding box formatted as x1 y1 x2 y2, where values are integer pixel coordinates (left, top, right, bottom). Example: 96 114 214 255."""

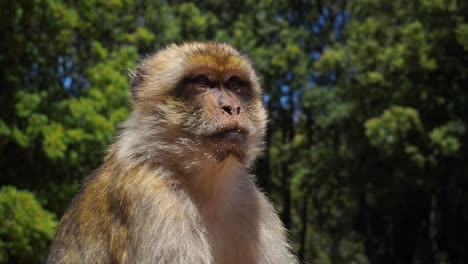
236 107 241 114
222 105 233 115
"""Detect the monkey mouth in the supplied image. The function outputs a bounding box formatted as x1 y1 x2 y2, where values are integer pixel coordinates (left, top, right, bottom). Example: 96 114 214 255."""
206 126 247 162
209 127 248 143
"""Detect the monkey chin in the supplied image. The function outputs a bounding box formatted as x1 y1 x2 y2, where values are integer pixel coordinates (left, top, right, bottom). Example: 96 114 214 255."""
209 127 248 163
214 147 246 163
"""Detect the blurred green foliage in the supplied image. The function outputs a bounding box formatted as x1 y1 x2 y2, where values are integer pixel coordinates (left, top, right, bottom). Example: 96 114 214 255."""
0 186 57 264
1 0 467 263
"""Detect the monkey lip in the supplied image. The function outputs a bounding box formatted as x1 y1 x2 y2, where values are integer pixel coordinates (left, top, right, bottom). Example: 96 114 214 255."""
209 127 248 143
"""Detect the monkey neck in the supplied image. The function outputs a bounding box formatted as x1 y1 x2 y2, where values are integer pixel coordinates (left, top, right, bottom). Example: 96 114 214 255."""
111 139 248 206
183 156 247 205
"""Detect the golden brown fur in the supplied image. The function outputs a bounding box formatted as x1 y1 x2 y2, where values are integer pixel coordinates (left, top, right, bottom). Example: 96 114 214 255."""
47 42 297 264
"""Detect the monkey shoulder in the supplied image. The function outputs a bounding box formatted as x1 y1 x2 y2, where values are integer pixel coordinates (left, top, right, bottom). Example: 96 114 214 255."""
251 189 299 264
47 172 114 263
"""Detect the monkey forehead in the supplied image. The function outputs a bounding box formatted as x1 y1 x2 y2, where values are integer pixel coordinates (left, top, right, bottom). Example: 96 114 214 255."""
188 43 254 68
183 55 256 82
166 43 255 74
137 42 261 96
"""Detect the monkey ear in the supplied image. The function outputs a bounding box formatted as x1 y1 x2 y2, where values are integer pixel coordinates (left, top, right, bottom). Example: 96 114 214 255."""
128 67 144 100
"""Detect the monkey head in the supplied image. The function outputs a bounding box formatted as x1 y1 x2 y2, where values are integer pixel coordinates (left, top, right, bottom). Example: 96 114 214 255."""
120 42 267 170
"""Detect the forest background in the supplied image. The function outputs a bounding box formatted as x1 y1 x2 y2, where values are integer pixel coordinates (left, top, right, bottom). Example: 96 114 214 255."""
1 0 468 263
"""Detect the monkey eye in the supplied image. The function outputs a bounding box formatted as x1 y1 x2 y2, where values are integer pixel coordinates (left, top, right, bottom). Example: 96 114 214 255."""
193 75 210 87
226 76 244 92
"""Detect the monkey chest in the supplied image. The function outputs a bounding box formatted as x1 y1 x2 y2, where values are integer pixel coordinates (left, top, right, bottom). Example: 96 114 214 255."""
203 212 259 264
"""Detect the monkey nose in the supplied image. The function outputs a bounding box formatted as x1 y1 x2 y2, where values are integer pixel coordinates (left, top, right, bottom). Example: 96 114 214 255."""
221 105 241 115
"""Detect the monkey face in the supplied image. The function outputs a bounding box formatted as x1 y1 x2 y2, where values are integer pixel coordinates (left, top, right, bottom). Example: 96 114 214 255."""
178 69 258 161
127 42 267 166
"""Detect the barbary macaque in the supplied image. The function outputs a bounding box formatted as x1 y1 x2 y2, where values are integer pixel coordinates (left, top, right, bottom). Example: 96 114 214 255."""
47 42 297 264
